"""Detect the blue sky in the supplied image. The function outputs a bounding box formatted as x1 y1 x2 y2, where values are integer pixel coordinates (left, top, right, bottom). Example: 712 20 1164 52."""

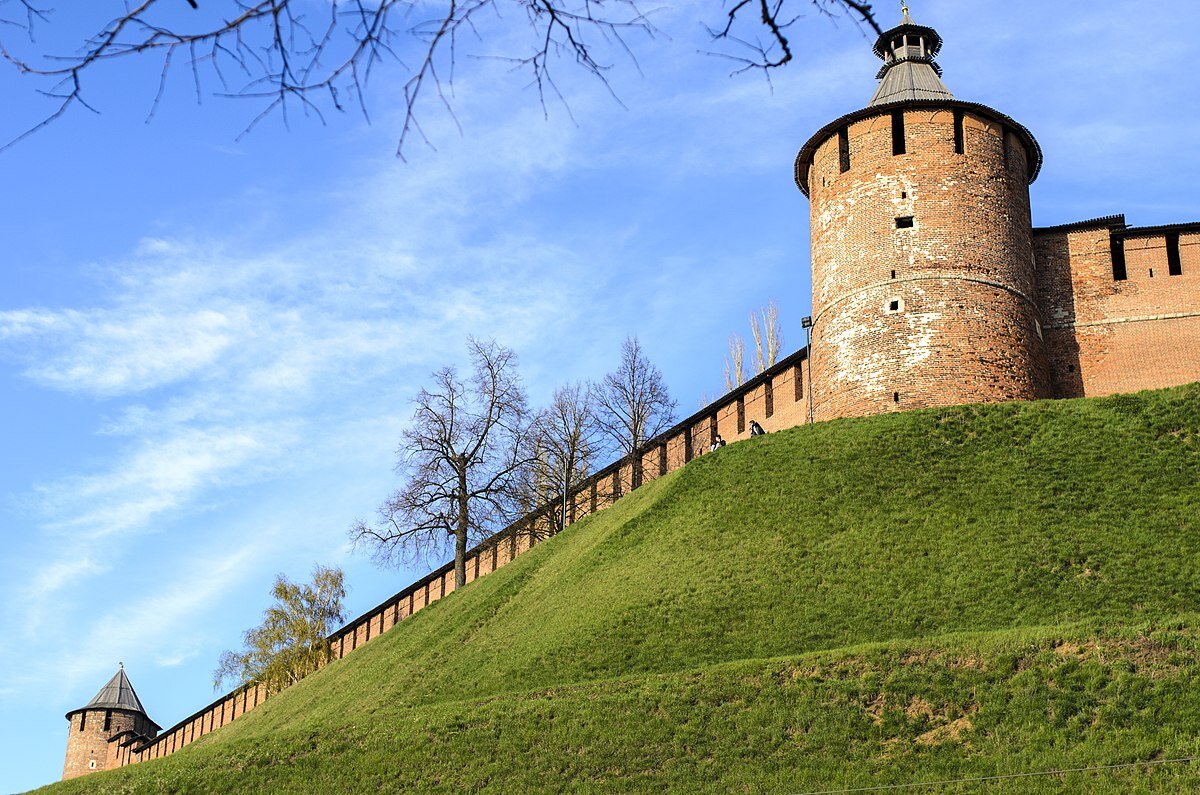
0 1 1196 790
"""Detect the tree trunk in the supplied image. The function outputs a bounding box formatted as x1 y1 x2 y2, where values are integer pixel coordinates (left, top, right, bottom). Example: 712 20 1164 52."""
455 466 469 589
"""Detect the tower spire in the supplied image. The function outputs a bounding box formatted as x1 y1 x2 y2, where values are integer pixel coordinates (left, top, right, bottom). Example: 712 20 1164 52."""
868 6 953 106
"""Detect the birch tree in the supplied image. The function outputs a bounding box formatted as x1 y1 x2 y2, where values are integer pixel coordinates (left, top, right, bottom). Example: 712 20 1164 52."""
213 565 345 695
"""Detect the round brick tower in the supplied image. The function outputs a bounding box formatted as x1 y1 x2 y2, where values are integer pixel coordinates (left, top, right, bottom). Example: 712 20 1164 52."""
795 8 1051 421
63 665 160 780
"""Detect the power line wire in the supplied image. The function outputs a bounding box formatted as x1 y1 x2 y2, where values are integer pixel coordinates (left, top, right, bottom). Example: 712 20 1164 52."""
795 755 1200 794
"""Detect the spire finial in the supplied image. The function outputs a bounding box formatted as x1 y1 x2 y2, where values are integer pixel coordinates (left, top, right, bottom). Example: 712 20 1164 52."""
119 661 124 669
901 2 909 14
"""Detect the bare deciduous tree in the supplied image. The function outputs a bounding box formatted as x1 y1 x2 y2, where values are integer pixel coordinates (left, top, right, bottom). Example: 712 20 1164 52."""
750 299 782 375
213 564 346 695
592 335 676 490
0 1 880 154
724 333 747 392
533 381 601 533
350 338 532 588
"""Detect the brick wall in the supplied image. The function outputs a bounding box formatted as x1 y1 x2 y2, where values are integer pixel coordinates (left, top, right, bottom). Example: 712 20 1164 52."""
62 709 153 780
805 105 1051 420
1035 220 1200 397
105 350 815 772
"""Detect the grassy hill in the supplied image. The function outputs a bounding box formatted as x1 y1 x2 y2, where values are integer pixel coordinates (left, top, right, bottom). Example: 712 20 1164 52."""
39 385 1200 793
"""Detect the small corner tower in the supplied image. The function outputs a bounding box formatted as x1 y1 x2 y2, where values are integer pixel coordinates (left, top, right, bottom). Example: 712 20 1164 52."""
62 664 160 780
795 5 1051 420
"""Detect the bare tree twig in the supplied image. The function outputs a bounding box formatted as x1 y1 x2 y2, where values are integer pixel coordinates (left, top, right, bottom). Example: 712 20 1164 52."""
0 1 879 155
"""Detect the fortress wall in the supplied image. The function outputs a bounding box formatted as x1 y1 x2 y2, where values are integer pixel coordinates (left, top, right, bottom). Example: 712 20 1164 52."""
806 107 1049 420
111 347 813 769
1035 224 1200 397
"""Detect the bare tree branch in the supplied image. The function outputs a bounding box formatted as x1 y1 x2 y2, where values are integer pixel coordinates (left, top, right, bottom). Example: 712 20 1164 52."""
0 1 879 154
592 335 676 490
350 337 533 588
724 333 746 392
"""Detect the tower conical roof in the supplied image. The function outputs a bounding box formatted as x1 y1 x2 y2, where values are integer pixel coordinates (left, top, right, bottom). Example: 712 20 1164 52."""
67 666 152 719
868 7 953 106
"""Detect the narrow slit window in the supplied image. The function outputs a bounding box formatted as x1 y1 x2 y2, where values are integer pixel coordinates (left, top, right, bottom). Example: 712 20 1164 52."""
1167 233 1182 275
765 380 775 418
953 110 965 154
737 397 746 435
794 365 804 401
838 127 850 173
893 392 901 404
891 111 906 155
891 269 897 279
79 713 86 732
659 443 667 476
684 431 693 463
896 216 914 229
1111 235 1127 281
708 415 718 446
104 710 112 731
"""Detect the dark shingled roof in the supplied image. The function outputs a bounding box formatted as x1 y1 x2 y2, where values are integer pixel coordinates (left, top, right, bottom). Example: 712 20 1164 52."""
66 667 154 723
869 9 952 106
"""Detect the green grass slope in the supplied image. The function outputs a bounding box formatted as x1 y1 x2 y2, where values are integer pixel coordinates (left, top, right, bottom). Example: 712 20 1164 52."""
41 385 1200 793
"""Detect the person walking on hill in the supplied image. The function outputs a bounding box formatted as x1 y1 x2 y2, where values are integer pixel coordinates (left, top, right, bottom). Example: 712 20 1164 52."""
749 420 766 437
710 434 726 452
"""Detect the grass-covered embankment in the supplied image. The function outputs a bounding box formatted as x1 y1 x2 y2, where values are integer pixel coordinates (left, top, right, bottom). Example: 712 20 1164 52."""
39 384 1200 793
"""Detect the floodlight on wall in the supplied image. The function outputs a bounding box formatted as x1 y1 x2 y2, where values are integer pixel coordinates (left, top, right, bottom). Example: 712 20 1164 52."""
801 316 814 424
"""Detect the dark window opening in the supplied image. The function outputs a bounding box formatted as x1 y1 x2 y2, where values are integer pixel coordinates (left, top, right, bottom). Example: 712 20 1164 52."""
1150 268 1155 278
794 365 804 401
737 397 746 434
1068 364 1076 373
838 127 850 173
953 110 965 154
901 190 907 199
765 380 775 418
891 111 906 155
893 392 900 403
1001 125 1010 166
896 216 914 229
1167 233 1182 275
891 269 897 279
659 444 668 476
79 713 86 732
590 480 598 512
613 471 621 499
684 430 694 462
888 300 900 312
1111 235 1127 280
708 414 718 445
104 710 112 731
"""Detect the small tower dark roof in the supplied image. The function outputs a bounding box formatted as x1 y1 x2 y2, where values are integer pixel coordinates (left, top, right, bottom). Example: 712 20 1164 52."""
65 665 159 729
869 5 953 106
